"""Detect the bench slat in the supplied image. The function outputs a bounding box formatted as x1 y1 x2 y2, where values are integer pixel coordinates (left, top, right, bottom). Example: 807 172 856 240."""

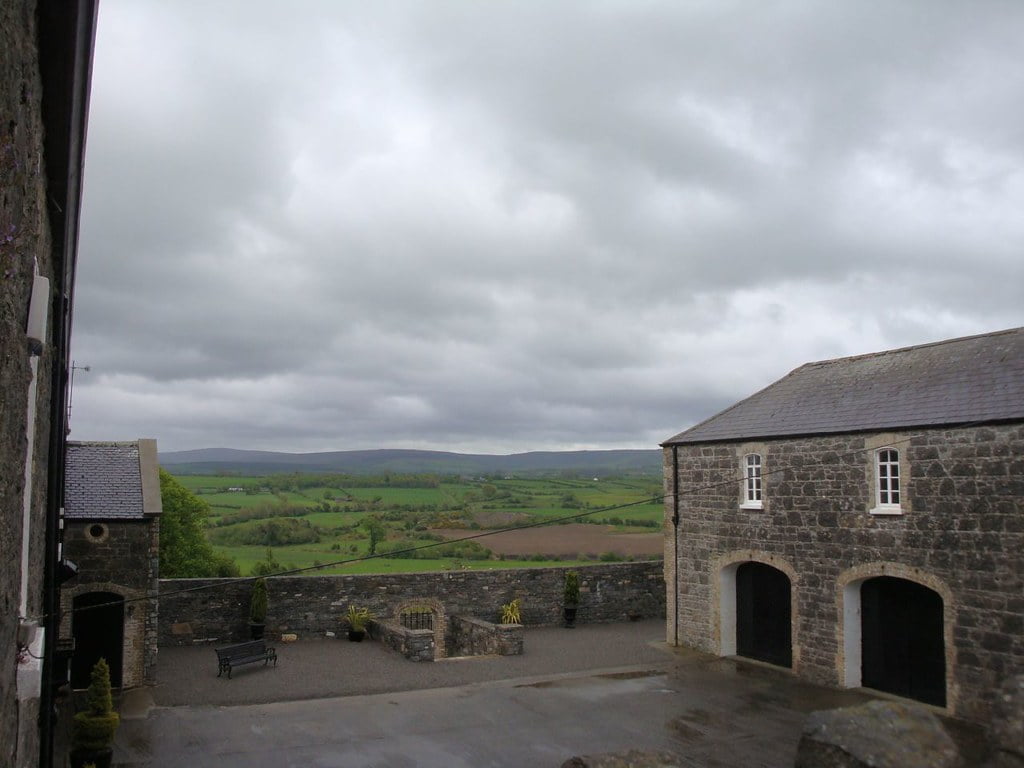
215 640 277 679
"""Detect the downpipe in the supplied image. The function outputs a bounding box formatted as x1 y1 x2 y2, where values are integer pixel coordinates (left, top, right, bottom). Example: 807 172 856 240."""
671 446 680 647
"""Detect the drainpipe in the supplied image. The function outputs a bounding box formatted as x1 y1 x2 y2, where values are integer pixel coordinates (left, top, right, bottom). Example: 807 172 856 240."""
671 446 680 647
36 3 99 764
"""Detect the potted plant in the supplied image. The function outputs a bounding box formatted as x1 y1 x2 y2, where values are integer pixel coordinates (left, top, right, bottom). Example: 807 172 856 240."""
345 605 373 641
249 577 268 640
563 570 580 628
500 598 522 625
70 658 120 768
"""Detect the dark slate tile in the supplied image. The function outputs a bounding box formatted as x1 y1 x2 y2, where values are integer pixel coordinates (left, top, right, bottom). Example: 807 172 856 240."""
665 327 1024 444
64 441 145 519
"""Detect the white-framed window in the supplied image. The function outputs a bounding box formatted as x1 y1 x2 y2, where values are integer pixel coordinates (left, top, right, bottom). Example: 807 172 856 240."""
871 447 902 514
741 453 763 509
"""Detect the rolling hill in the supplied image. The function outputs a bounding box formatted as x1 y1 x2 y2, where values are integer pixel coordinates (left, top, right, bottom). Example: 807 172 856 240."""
158 447 662 476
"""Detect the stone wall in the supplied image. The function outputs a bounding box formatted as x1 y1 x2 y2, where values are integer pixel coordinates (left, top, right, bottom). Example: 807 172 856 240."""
158 561 665 646
368 614 524 661
664 423 1024 723
0 2 56 765
369 620 435 662
61 519 161 686
448 616 524 658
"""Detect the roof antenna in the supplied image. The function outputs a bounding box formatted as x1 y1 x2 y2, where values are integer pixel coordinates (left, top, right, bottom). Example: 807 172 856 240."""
66 360 91 434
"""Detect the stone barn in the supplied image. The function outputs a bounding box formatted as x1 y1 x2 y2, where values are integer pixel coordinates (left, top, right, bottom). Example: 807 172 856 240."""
662 327 1023 723
61 439 162 689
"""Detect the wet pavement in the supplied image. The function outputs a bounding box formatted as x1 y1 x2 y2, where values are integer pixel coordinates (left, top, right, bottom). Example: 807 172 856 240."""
111 621 889 767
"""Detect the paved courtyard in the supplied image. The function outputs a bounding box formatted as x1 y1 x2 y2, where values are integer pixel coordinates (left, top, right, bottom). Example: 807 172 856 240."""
108 621 976 767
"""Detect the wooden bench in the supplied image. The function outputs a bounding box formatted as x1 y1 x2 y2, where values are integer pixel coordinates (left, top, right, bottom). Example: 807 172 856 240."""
215 639 277 678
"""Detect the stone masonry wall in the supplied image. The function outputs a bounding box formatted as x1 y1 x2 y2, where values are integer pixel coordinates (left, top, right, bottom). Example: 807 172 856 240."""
664 423 1024 723
1 2 56 765
61 520 161 686
448 615 524 658
158 561 664 646
369 620 434 662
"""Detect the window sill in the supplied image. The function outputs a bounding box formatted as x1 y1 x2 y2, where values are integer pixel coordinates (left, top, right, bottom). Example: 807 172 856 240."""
869 506 903 516
740 502 763 511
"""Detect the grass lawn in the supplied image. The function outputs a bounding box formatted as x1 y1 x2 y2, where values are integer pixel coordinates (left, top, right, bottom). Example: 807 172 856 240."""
214 542 592 576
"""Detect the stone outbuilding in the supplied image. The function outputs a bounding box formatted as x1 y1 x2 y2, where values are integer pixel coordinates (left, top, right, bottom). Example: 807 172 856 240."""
662 327 1023 723
61 439 162 689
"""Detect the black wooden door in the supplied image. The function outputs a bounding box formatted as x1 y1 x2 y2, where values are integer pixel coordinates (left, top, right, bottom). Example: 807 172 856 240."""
736 562 792 668
71 592 124 689
861 576 945 707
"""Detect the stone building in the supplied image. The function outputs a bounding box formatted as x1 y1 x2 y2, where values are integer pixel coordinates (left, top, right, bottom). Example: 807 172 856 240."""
662 327 1023 723
61 440 162 690
0 2 96 766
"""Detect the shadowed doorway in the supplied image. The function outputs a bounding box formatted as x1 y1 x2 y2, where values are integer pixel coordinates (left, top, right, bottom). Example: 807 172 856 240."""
71 591 124 689
736 562 792 668
861 576 945 706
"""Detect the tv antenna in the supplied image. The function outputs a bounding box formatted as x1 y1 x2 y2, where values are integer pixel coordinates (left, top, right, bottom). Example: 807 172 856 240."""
66 361 91 433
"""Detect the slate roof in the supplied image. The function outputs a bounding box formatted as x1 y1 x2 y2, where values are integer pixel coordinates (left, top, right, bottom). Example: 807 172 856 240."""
65 441 147 519
664 327 1024 445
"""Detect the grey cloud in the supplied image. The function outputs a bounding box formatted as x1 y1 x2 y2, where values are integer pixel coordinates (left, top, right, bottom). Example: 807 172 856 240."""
69 0 1024 452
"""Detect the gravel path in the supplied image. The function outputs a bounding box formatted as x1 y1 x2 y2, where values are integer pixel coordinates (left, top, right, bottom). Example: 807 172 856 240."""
152 620 671 707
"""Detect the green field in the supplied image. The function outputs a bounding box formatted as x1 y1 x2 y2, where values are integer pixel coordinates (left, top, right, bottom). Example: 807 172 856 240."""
173 470 665 576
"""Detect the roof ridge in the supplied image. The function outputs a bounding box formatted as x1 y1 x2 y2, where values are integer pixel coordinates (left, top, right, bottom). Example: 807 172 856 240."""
803 326 1024 369
68 439 141 447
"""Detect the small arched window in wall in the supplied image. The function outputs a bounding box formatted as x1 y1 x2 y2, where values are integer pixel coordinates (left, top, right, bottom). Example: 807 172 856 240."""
872 448 902 515
741 454 763 509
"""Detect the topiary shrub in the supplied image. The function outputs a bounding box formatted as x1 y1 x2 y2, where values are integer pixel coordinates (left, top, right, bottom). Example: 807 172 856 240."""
563 571 580 606
249 577 268 624
70 658 119 767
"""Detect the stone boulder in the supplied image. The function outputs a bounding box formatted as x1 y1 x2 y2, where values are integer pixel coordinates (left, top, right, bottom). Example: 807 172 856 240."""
988 675 1024 768
794 700 959 768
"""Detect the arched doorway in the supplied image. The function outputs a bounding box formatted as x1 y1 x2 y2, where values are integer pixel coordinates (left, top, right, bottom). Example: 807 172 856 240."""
861 576 945 706
735 562 792 668
71 591 124 689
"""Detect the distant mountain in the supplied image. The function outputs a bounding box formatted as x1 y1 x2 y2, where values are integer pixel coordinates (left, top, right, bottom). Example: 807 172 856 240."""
158 447 662 476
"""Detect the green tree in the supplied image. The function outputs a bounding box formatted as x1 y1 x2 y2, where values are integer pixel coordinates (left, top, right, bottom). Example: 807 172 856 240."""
363 515 386 555
159 469 240 577
251 547 283 576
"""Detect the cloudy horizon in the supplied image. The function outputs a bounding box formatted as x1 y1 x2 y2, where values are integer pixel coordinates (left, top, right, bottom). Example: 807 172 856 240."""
69 0 1024 454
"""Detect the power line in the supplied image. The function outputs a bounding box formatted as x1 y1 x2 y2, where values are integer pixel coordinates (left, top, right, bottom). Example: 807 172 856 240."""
44 494 664 621
49 424 970 621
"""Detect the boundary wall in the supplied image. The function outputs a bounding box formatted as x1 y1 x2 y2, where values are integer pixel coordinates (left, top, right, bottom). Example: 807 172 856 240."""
159 561 665 646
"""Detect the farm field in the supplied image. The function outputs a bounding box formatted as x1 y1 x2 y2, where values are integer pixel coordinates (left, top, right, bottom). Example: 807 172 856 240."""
172 471 666 576
432 524 662 558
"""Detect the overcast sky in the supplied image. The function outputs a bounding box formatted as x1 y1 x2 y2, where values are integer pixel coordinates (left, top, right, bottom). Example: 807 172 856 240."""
70 0 1024 455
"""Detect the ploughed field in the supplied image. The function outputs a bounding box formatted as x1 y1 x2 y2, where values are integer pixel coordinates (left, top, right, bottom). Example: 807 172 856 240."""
176 472 665 576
